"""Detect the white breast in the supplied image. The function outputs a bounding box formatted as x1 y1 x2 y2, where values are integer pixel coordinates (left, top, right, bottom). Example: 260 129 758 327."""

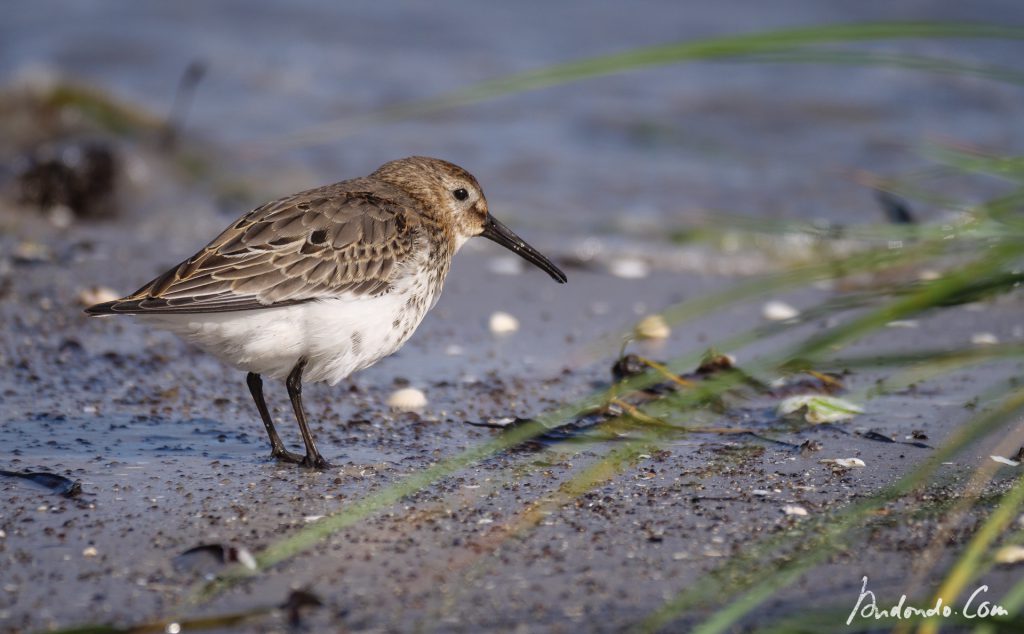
141 279 437 385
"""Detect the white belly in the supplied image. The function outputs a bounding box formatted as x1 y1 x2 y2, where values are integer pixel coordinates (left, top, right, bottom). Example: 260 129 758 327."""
141 289 431 385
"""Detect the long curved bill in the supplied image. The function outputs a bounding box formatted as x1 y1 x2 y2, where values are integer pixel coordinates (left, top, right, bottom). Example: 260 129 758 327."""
480 216 567 283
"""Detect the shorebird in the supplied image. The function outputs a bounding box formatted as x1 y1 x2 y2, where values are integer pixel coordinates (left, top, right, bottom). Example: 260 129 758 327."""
86 156 566 468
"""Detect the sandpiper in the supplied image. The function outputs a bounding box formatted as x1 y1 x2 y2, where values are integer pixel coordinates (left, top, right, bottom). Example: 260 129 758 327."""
86 156 566 468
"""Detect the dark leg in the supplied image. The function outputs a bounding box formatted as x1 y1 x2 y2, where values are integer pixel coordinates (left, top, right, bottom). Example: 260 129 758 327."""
246 372 303 464
285 358 331 469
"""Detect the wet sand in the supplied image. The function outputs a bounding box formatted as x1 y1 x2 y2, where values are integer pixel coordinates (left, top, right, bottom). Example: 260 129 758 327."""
4 1 1024 631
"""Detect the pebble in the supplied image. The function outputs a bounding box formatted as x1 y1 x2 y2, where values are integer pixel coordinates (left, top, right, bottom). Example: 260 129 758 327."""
489 311 519 335
82 546 98 557
782 505 808 517
387 387 427 412
762 300 799 321
635 314 670 340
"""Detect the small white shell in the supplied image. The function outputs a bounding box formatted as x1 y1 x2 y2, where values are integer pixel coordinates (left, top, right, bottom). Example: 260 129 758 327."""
995 545 1024 564
234 547 257 570
387 387 427 412
762 300 799 321
971 332 999 346
991 455 1020 467
819 458 866 468
782 505 808 517
489 311 519 335
635 314 671 340
77 285 120 307
608 257 650 279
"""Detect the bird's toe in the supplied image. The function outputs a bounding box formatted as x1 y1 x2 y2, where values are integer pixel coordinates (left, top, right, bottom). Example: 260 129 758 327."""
271 448 306 464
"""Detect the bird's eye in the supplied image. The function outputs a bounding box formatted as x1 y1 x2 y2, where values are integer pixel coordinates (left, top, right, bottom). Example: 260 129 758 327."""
452 188 469 201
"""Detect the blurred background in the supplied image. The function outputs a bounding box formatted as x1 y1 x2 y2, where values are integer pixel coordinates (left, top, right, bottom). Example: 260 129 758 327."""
5 2 1024 633
4 0 1023 240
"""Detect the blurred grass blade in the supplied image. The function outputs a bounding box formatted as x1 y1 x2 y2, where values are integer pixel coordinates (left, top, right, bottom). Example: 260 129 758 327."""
927 145 1024 183
638 383 1024 633
920 471 1024 634
254 22 1024 152
741 49 1024 85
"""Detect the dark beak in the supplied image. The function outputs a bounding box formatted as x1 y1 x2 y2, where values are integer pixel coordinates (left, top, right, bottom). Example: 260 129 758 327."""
480 216 567 283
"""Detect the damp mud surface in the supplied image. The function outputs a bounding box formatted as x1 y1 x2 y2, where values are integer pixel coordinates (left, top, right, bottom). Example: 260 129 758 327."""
4 2 1024 632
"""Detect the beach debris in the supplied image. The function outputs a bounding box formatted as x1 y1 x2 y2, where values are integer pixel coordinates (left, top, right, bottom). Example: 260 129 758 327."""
0 469 82 497
762 300 799 321
159 60 207 150
820 458 866 468
608 257 650 279
82 546 98 557
782 505 808 517
467 416 524 429
611 354 648 381
634 314 670 340
875 190 916 225
16 140 119 218
12 241 52 264
778 394 864 424
861 430 931 449
994 545 1024 565
971 332 999 346
387 387 427 412
488 311 519 335
990 455 1020 467
695 351 738 375
173 543 257 579
798 440 822 455
281 589 324 628
77 285 120 307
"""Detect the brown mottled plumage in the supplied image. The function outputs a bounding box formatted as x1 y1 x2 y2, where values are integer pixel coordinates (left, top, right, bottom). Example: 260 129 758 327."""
86 157 566 469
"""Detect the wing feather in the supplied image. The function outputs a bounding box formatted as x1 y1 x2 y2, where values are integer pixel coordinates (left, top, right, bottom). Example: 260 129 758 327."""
85 186 424 315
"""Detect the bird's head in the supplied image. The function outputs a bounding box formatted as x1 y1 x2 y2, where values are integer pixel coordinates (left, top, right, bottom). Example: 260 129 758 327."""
373 156 566 283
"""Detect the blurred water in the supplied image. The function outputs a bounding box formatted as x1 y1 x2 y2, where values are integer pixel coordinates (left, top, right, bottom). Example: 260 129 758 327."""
3 0 1024 236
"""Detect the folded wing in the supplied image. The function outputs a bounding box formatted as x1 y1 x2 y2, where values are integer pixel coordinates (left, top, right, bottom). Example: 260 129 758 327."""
86 187 419 315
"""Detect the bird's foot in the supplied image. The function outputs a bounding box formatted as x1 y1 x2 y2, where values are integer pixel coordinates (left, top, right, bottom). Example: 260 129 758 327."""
270 448 306 464
300 454 332 470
